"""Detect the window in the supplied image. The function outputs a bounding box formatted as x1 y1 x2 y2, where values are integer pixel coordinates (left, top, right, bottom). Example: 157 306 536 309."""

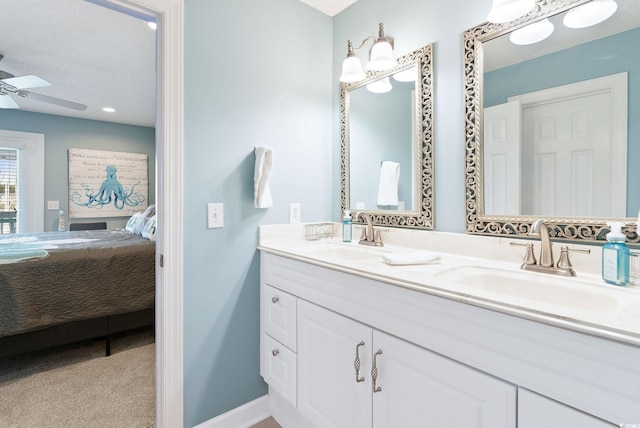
0 130 44 233
0 148 17 234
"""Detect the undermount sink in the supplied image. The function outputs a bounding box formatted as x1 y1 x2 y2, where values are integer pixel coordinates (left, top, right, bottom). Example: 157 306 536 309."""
434 265 621 313
294 242 388 262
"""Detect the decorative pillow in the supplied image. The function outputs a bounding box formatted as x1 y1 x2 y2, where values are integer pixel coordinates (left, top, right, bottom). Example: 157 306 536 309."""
125 212 143 233
142 214 157 241
133 204 156 236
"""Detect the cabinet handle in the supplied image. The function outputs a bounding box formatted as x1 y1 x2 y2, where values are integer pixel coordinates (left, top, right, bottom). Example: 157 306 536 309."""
372 349 382 393
354 341 365 383
272 349 279 357
271 296 279 303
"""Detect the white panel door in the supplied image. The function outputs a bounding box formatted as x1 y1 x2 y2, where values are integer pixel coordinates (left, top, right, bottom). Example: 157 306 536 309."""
372 330 516 428
483 100 522 215
522 92 614 216
513 73 628 217
297 300 372 428
518 388 617 427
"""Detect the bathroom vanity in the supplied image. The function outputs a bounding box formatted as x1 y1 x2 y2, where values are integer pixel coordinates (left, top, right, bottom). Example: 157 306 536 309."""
259 225 639 428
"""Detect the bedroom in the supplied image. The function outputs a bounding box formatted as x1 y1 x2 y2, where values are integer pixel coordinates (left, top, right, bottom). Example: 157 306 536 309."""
0 0 158 423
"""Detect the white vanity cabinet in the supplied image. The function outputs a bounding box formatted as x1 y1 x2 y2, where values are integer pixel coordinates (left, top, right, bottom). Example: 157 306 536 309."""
296 299 515 428
260 251 640 427
518 389 617 427
261 285 297 406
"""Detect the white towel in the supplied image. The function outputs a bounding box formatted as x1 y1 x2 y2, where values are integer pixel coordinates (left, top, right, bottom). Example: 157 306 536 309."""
381 251 440 266
377 161 400 206
254 146 274 209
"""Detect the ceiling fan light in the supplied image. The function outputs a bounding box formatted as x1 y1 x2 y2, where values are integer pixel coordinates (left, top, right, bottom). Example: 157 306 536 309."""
368 41 397 71
340 56 366 83
563 0 617 29
510 18 555 45
487 0 536 24
366 77 392 93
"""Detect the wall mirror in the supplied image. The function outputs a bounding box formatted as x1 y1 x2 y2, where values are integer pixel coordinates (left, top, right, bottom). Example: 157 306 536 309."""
340 43 433 229
464 0 640 243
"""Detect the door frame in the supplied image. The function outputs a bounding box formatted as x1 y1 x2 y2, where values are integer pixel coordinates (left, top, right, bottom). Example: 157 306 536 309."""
87 1 185 426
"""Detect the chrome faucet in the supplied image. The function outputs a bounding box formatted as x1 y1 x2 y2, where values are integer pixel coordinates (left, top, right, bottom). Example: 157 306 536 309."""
511 219 590 277
355 212 383 247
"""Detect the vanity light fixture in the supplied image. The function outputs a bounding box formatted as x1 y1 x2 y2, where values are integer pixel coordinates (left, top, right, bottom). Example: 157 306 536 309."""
510 18 554 45
563 0 617 29
392 67 417 82
487 0 536 24
339 23 398 83
366 77 392 93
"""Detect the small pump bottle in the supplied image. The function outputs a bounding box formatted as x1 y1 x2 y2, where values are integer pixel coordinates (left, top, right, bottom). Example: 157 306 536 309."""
342 210 352 242
602 221 630 286
58 208 66 232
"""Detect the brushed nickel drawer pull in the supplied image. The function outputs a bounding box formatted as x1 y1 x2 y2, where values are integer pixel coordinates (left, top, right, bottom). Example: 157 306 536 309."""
272 349 279 357
271 296 279 304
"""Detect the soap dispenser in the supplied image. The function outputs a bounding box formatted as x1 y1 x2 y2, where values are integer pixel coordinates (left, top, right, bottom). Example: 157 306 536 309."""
602 221 630 286
342 210 352 242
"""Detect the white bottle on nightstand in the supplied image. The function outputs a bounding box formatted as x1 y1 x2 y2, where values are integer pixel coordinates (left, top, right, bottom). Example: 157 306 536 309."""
58 208 66 231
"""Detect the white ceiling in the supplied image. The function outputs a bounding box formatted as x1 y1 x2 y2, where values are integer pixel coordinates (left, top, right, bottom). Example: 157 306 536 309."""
0 0 355 129
0 0 157 127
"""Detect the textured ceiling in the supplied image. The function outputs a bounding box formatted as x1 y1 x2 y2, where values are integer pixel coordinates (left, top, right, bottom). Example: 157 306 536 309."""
0 0 156 127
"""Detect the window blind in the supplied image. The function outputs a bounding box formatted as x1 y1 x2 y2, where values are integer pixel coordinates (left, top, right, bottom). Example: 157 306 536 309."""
0 148 18 234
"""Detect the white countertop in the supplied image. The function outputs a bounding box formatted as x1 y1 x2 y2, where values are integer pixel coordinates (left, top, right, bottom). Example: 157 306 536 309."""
258 224 640 347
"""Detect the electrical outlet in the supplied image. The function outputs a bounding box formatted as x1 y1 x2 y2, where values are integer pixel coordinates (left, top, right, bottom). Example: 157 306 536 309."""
47 200 60 210
289 203 301 224
207 203 224 228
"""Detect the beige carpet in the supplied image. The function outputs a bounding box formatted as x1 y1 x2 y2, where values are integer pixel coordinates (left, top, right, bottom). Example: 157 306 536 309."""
0 327 155 428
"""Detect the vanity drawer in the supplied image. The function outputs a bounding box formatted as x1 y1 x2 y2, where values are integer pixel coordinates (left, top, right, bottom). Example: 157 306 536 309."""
263 285 297 351
262 333 297 407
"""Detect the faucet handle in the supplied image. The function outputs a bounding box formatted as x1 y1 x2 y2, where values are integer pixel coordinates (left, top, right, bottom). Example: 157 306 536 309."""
510 242 537 266
556 245 590 270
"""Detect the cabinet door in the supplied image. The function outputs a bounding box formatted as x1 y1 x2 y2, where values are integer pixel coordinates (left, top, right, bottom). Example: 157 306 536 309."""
297 300 372 428
372 330 516 428
518 388 617 427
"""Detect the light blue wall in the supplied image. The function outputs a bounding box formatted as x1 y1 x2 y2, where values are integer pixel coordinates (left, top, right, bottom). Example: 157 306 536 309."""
484 27 640 216
183 0 333 425
0 110 155 231
332 0 490 232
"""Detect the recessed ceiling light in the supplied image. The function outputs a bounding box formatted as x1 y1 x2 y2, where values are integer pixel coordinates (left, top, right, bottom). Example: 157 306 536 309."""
563 0 617 29
102 107 116 113
510 18 555 45
146 21 157 30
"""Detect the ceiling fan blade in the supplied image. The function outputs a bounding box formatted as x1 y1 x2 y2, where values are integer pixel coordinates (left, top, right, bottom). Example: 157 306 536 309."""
24 91 87 111
1 75 51 90
0 94 19 109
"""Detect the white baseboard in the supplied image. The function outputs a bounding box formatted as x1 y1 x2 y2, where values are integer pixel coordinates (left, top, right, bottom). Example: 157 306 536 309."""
194 395 270 428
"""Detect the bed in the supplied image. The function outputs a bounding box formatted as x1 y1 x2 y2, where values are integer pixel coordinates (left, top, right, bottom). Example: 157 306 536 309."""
0 229 155 357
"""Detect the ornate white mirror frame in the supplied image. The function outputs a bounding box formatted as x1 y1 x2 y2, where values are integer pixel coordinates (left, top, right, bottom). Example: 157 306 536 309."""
340 44 434 229
463 0 639 243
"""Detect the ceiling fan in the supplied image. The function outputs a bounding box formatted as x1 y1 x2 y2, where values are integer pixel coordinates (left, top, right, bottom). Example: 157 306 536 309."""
0 54 87 111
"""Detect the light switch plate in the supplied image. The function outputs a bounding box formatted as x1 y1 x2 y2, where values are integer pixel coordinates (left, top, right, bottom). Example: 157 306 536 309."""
47 200 60 210
207 203 224 228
